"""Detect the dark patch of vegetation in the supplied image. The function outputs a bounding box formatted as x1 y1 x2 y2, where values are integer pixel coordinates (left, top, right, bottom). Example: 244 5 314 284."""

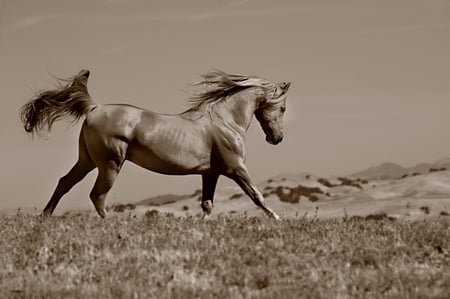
439 211 449 216
400 174 409 179
229 193 244 200
308 194 319 202
363 213 395 221
412 172 421 176
318 177 366 189
318 178 336 188
420 206 430 215
429 167 447 173
276 185 323 203
144 209 159 218
136 194 187 206
110 203 136 213
355 178 368 184
338 177 363 190
275 187 299 203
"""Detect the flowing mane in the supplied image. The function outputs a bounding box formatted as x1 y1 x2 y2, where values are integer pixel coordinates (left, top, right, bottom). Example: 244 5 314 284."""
184 70 282 113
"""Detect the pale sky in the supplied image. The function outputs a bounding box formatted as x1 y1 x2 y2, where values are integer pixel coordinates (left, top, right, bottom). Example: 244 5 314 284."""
1 0 449 212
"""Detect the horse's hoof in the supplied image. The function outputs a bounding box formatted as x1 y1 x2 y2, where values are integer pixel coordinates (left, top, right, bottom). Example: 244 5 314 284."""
96 208 107 218
201 200 213 214
271 213 281 221
41 210 52 218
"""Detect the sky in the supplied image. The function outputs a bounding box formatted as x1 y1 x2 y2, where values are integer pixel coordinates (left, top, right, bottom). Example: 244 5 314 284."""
1 0 449 212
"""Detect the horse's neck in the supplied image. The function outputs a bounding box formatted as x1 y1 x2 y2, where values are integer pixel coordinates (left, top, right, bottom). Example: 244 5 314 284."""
211 92 257 134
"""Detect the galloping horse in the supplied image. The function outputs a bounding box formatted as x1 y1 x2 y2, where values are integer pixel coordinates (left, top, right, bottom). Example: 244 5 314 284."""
20 70 290 219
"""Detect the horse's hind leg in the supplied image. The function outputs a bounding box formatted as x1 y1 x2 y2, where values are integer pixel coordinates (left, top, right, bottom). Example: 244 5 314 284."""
42 135 95 217
89 161 120 218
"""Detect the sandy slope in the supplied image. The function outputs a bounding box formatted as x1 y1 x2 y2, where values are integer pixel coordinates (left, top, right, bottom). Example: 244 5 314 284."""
5 165 449 219
129 170 450 220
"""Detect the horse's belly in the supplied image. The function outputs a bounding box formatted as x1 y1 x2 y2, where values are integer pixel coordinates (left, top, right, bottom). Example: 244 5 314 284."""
126 113 212 175
126 140 210 175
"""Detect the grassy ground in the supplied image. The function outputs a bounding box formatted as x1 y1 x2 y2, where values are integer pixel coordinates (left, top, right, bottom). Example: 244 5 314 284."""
0 211 449 298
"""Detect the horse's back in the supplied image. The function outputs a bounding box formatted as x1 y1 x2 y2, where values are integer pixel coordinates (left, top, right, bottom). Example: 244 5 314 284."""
84 104 143 138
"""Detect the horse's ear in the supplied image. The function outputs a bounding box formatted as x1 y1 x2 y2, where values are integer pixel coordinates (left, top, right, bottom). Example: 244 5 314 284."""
79 69 90 79
279 82 291 93
71 70 90 88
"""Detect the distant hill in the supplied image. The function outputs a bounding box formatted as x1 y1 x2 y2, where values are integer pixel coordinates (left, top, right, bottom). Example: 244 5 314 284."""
434 157 450 168
351 162 407 180
409 163 433 174
366 170 450 199
351 158 450 180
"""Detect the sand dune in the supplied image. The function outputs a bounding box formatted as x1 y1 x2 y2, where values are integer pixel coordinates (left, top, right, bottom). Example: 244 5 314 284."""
128 163 450 219
6 161 449 219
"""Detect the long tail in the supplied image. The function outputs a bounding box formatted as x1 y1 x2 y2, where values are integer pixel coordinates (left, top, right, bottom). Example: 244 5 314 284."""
20 69 95 136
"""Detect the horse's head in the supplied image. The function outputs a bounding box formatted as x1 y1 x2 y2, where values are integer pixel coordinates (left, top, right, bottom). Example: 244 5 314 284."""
255 81 291 145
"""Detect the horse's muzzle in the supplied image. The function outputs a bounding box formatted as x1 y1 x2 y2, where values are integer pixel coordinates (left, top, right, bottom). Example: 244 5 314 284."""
266 134 283 145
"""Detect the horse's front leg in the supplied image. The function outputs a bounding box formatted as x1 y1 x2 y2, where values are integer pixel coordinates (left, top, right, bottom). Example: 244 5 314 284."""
201 173 219 218
227 165 280 220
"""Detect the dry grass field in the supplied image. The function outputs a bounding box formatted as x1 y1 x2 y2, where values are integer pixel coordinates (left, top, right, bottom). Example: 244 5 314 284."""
1 211 449 298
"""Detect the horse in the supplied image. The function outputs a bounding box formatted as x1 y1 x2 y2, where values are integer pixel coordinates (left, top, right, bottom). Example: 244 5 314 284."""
20 70 291 219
